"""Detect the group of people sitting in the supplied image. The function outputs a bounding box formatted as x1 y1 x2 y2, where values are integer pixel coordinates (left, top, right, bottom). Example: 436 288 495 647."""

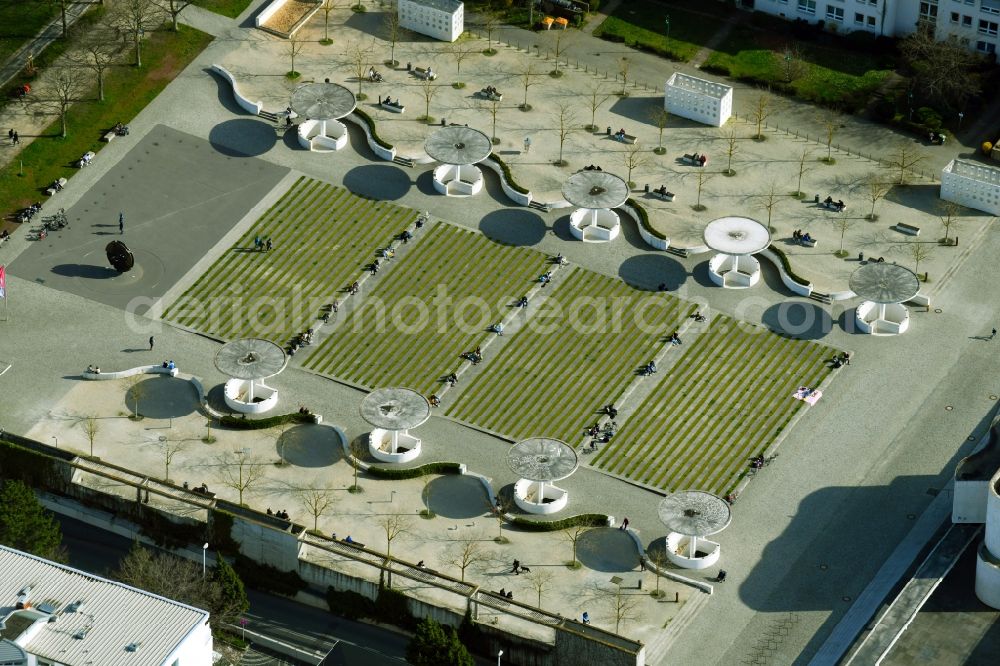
78 152 94 167
481 85 501 98
160 360 176 371
514 295 529 308
831 352 851 369
928 131 946 145
822 196 846 212
690 311 706 323
367 67 384 82
190 482 211 495
497 588 514 600
113 122 129 136
380 96 401 107
552 253 568 266
288 328 314 355
429 394 441 407
538 271 553 285
0 229 10 243
603 403 619 419
462 346 483 365
669 330 682 346
613 128 630 142
583 164 604 171
587 420 617 448
266 508 291 520
253 236 272 252
86 364 101 374
347 281 360 295
639 360 657 376
684 152 708 166
792 229 815 244
50 178 64 192
652 185 674 199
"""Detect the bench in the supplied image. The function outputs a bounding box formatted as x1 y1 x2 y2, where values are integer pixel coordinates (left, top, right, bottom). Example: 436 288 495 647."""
801 238 818 248
893 222 921 236
650 189 675 202
45 178 67 196
614 133 638 145
77 151 95 168
313 133 343 151
682 153 707 166
478 89 502 102
380 101 405 114
341 539 366 549
82 364 179 380
102 131 115 143
413 67 436 81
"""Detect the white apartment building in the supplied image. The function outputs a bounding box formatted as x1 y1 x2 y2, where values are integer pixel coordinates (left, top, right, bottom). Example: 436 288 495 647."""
752 0 1000 56
398 0 464 42
0 546 212 666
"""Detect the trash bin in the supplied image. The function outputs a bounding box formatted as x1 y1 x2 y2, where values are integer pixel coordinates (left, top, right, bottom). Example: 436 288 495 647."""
606 126 612 136
406 62 412 71
814 194 820 204
644 184 650 193
441 118 446 126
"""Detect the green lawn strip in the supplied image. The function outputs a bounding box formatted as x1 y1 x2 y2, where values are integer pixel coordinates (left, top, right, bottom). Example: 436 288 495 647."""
594 317 733 475
0 1 61 64
448 272 689 441
595 0 718 62
194 0 254 18
0 25 213 217
305 224 547 394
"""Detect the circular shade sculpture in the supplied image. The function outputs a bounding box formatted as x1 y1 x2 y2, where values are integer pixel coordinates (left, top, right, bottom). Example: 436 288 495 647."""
360 388 431 463
424 126 492 197
105 240 135 273
289 82 356 152
562 171 629 243
849 262 920 336
424 126 492 165
658 491 732 570
702 216 771 289
507 437 580 515
214 338 287 414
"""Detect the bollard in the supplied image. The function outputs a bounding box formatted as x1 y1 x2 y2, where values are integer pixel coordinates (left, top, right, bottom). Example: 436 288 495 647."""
606 126 612 136
644 184 650 193
674 592 679 603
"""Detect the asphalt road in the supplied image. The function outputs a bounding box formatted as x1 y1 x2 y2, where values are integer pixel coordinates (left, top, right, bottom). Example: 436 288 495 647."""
55 515 410 666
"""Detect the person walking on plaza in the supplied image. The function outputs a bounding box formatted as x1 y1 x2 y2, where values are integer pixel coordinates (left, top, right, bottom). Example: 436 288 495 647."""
12 131 19 145
511 559 521 575
7 128 12 144
523 136 531 153
119 211 125 234
620 517 629 530
991 328 997 340
148 335 154 351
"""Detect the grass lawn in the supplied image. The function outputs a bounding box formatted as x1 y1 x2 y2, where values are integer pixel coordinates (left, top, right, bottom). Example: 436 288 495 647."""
593 0 713 62
591 314 836 495
0 25 213 222
303 223 550 396
446 270 695 442
194 0 254 18
163 177 417 344
0 0 60 64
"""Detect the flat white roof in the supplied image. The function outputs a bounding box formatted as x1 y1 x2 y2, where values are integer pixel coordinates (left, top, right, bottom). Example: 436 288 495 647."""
666 72 731 99
401 0 462 12
945 158 1000 179
0 546 209 666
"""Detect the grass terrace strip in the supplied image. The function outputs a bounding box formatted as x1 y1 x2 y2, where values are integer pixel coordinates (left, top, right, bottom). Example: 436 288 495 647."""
591 314 836 495
446 271 695 442
162 177 416 343
303 223 550 395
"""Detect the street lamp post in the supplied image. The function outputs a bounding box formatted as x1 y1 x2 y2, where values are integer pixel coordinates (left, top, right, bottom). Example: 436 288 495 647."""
664 16 670 44
497 649 503 666
907 91 914 121
51 436 58 449
959 111 965 129
202 542 209 579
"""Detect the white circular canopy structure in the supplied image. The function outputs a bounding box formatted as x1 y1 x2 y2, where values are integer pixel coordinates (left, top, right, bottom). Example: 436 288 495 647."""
507 437 579 515
214 338 287 414
849 262 920 336
360 388 431 463
289 82 356 153
702 216 771 289
425 126 492 198
658 491 732 570
562 171 629 243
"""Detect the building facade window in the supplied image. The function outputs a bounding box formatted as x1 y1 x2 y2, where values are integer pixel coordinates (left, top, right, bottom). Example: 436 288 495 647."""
855 11 865 23
977 39 997 52
951 10 960 22
867 14 876 25
827 5 844 20
980 19 999 34
964 14 973 26
919 1 938 20
798 0 817 14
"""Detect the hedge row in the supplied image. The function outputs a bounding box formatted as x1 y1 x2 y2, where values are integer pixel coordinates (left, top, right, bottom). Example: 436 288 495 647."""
485 153 530 194
234 555 307 596
352 108 394 150
508 513 609 531
218 412 315 430
325 586 417 629
765 245 811 287
366 461 463 479
624 198 665 240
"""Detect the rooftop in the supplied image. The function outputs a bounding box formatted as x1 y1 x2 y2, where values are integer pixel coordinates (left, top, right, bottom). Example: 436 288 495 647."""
401 0 463 12
666 72 731 98
0 546 209 666
945 158 1000 179
956 426 1000 481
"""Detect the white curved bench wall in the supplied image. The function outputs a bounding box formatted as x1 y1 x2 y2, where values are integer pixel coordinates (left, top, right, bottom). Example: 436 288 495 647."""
665 532 721 569
82 365 179 381
297 119 348 152
224 378 278 414
569 208 620 243
513 478 568 514
368 428 422 463
432 164 484 197
708 254 760 289
621 203 670 251
210 64 263 115
477 159 533 206
345 113 396 161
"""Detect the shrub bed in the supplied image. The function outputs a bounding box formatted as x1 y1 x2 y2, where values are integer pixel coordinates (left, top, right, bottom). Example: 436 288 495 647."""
233 555 307 596
367 461 463 479
625 198 665 241
765 245 811 287
485 153 529 194
218 412 315 430
352 108 394 150
508 513 608 531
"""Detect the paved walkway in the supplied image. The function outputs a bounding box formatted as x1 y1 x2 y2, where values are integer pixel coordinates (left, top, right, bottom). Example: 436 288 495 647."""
0 1 91 88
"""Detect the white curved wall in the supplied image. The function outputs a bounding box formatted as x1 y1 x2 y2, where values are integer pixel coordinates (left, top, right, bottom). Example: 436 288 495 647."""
210 64 263 115
478 159 532 206
758 247 813 297
620 202 669 251
345 113 396 161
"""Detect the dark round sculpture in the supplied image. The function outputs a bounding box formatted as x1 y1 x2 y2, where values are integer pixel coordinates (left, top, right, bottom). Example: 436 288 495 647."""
105 241 134 273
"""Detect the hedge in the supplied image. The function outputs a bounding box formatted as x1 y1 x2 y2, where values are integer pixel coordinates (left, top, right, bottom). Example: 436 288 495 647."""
508 513 608 531
485 153 530 195
624 198 665 241
325 586 417 629
233 555 307 596
367 461 463 479
765 245 811 287
218 412 315 430
352 108 394 150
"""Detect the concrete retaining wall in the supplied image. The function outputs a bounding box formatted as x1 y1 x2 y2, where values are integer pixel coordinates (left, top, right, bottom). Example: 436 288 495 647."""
621 203 669 251
758 247 813 297
345 113 396 161
210 64 263 115
479 159 532 206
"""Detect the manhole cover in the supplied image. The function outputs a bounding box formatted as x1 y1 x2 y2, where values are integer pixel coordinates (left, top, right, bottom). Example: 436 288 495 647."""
819 564 829 570
934 308 942 313
945 405 954 411
990 395 998 401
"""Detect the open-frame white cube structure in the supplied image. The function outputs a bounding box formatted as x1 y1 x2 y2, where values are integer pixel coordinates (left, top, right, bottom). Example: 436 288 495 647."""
399 0 464 42
941 159 1000 216
665 72 732 128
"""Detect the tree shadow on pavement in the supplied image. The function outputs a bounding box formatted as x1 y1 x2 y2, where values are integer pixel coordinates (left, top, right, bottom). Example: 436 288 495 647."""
125 376 200 419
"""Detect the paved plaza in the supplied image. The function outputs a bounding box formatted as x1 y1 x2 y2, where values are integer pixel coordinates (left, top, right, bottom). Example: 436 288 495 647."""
0 2 999 664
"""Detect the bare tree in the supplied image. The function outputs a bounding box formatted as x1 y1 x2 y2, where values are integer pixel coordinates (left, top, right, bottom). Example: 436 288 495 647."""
297 486 338 532
321 0 337 45
349 437 367 493
483 97 501 144
418 78 439 121
553 101 578 166
71 26 121 101
482 8 501 55
820 111 840 164
275 423 290 466
900 24 983 111
889 143 924 185
286 32 305 79
832 216 855 255
864 172 891 220
693 169 713 211
518 60 539 110
907 242 933 276
585 83 611 131
750 91 771 140
111 0 162 68
82 416 100 457
123 375 146 419
154 437 188 483
349 43 372 100
379 514 409 587
526 568 554 607
562 525 587 568
36 63 91 138
447 536 489 582
939 201 962 244
218 450 267 505
156 0 193 31
778 45 807 83
618 56 630 96
647 548 669 599
620 143 647 188
608 584 640 633
449 44 477 79
203 418 216 444
794 148 812 198
491 495 512 544
759 182 780 233
649 107 669 154
550 29 571 76
721 125 739 176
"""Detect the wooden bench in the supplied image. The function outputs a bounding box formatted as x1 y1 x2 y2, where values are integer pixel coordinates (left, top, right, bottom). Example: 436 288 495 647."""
45 178 67 196
893 222 921 236
650 189 675 202
682 153 707 166
380 101 405 114
801 238 818 248
413 67 436 81
614 133 638 145
102 131 115 143
77 151 95 168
